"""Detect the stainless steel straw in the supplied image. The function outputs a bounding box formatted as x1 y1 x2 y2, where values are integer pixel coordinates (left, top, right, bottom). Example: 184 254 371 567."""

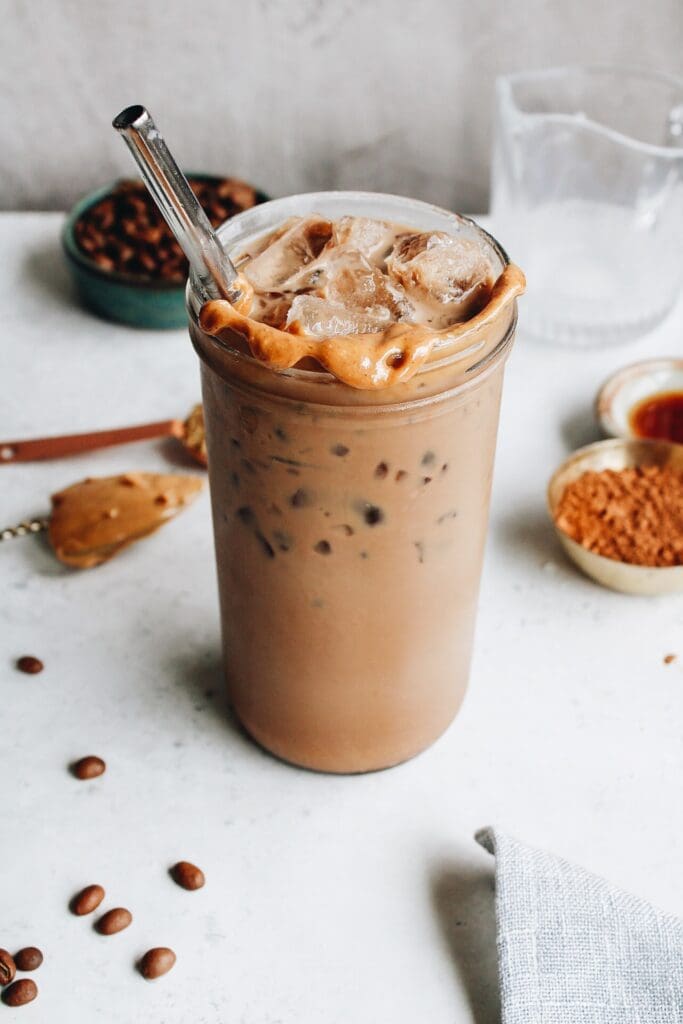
112 105 241 303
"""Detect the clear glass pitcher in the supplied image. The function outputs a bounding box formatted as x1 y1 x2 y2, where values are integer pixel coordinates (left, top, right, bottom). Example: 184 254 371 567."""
491 66 683 346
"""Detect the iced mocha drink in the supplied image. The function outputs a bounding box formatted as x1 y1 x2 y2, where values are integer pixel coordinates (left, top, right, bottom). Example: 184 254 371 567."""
188 193 524 772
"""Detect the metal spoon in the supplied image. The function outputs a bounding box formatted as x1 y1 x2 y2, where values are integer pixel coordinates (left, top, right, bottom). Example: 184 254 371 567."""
112 105 241 303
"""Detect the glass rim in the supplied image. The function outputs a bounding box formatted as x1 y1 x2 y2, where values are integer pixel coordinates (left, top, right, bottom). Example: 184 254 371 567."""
497 64 683 159
186 190 516 387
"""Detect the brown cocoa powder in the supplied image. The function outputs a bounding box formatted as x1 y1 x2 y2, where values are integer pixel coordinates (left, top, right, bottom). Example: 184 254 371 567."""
554 465 683 566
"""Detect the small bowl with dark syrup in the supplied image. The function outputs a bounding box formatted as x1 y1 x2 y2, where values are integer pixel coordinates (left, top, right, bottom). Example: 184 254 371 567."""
596 358 683 443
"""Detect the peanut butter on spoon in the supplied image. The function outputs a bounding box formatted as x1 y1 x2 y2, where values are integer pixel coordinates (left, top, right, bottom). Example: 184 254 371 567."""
49 472 203 568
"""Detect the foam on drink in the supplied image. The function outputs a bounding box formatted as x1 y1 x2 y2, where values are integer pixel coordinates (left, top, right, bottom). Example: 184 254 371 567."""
199 215 524 390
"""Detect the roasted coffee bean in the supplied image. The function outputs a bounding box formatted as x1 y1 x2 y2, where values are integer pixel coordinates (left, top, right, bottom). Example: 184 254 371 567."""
95 908 132 935
170 861 205 891
16 655 43 674
0 950 16 986
139 947 176 980
72 755 106 780
2 979 37 1007
70 884 105 916
14 948 42 972
74 177 260 282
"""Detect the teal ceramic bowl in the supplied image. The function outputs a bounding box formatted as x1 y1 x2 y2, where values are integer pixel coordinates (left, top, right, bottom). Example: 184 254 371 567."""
62 176 268 330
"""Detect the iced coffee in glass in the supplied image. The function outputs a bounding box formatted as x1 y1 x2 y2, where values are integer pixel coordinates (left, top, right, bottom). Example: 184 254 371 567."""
187 192 524 773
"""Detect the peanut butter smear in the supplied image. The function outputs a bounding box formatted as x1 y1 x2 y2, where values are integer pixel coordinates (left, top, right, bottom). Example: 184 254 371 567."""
49 472 204 568
182 404 208 467
198 215 525 390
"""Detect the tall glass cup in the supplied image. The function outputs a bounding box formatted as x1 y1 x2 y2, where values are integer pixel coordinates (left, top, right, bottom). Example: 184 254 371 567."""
188 192 519 773
491 67 683 346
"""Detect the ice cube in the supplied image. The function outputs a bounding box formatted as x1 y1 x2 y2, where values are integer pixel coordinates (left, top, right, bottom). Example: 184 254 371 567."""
330 217 398 262
322 251 413 322
386 231 492 324
243 216 334 291
285 294 393 338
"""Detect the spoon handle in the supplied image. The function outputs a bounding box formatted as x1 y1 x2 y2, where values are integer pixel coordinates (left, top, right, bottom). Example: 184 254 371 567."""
0 420 183 464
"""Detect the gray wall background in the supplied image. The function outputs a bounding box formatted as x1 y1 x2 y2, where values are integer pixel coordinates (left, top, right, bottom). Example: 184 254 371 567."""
1 0 681 213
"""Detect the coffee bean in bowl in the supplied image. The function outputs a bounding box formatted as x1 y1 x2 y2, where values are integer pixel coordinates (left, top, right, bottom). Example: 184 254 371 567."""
62 175 267 329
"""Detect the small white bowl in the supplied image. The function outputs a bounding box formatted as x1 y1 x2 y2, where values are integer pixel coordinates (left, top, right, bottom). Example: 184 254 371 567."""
547 438 683 595
596 357 683 439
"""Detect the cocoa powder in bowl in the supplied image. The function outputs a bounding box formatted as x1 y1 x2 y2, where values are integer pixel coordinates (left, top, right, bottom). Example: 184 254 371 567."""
554 464 683 566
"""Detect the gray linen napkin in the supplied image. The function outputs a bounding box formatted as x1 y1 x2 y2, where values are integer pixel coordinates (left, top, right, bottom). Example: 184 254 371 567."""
476 827 683 1024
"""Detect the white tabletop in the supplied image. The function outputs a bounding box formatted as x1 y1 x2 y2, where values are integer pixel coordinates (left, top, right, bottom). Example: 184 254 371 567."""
1 212 682 1023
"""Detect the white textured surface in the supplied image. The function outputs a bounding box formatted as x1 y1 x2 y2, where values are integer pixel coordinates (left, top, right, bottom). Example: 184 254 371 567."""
1 212 682 1022
1 0 683 212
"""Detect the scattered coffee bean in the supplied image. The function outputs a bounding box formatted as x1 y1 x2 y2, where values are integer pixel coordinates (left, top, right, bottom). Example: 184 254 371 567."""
664 653 677 665
16 655 43 675
0 950 16 987
331 444 349 457
421 451 436 466
14 948 42 972
2 979 37 1007
374 461 389 479
395 470 408 482
72 755 106 780
170 861 205 891
95 908 132 935
274 427 288 442
71 884 105 916
422 476 432 485
314 540 332 555
139 947 176 980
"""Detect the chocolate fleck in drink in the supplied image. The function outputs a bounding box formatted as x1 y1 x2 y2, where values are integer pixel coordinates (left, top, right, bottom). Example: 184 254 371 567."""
188 192 524 773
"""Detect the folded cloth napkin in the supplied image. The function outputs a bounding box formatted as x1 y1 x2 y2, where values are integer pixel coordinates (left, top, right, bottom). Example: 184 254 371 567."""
477 827 683 1024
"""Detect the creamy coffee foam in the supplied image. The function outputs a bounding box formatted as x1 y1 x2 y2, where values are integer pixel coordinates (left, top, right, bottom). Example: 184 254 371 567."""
199 214 525 390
